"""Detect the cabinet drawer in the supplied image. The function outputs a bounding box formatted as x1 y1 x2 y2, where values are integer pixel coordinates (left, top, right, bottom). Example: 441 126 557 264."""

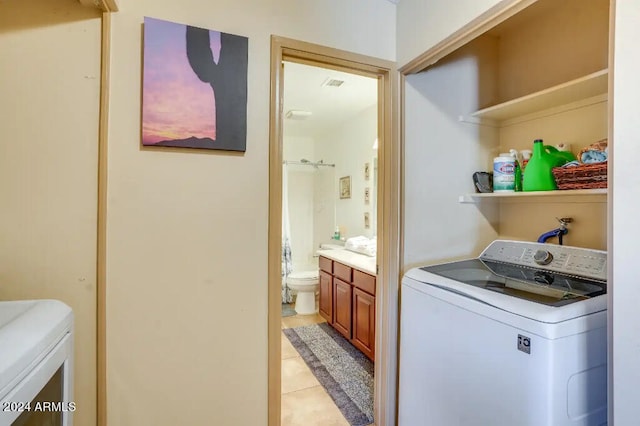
333 261 352 283
353 269 376 295
319 256 333 273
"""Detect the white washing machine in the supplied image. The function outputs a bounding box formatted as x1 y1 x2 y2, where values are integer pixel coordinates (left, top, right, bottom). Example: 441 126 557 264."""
398 240 607 426
0 299 74 426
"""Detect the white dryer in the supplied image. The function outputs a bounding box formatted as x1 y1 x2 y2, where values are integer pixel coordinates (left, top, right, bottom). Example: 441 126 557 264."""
398 240 607 426
0 299 74 426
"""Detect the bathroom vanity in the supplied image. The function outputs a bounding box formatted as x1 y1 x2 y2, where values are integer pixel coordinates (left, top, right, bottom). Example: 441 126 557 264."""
317 250 376 361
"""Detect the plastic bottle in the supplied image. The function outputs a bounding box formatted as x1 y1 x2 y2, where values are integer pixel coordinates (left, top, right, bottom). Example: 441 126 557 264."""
545 145 577 163
509 149 523 192
493 152 516 192
333 226 341 240
520 149 532 170
522 139 567 191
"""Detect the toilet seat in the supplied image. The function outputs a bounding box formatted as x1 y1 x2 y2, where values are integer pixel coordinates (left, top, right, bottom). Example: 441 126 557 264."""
287 271 319 286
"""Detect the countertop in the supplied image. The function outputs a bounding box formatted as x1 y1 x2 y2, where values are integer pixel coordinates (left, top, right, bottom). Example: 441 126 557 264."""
316 249 376 276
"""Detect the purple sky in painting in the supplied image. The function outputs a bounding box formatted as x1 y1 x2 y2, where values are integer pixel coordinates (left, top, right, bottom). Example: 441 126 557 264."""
142 17 221 144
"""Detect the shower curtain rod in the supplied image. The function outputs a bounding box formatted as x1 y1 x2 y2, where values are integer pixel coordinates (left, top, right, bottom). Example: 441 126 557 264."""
283 160 335 168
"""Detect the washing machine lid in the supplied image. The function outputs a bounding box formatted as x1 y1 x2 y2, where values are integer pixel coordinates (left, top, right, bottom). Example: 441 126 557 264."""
288 270 319 280
404 240 608 324
422 258 605 307
0 300 73 398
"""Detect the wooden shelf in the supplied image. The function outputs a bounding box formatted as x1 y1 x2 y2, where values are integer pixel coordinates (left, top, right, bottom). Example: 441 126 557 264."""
78 0 118 11
471 70 608 123
459 188 607 204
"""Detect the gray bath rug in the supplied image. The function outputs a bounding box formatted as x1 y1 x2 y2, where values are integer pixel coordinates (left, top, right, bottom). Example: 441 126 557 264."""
283 322 374 426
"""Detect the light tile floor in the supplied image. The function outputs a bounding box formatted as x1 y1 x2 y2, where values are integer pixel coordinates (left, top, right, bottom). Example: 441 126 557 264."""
281 307 351 426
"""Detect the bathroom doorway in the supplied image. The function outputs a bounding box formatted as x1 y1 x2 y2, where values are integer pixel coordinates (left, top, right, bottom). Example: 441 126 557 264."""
268 37 399 426
280 61 378 425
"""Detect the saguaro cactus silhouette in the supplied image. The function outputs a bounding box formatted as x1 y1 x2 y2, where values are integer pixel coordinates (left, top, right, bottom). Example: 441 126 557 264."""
185 26 248 151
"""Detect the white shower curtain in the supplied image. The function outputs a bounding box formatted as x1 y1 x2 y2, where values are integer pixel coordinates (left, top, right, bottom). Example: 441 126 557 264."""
281 164 293 304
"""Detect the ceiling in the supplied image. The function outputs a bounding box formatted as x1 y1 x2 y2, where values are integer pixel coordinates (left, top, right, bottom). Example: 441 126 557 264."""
282 61 378 139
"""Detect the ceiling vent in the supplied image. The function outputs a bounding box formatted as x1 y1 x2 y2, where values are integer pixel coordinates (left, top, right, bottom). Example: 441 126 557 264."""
285 110 312 120
321 78 345 88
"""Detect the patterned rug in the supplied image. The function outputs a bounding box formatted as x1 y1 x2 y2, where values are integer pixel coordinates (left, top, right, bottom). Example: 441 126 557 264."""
281 303 297 317
283 323 374 426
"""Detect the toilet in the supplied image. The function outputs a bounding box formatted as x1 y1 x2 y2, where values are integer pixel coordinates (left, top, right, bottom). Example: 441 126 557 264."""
286 270 319 315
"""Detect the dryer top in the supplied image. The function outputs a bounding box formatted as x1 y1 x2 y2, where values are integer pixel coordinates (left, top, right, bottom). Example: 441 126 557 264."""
0 300 73 399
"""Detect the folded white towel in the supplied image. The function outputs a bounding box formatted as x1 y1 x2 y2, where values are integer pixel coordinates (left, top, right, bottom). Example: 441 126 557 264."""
345 236 369 246
345 236 377 257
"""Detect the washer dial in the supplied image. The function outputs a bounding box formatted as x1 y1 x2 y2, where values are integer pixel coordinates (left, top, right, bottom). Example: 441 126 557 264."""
534 249 554 265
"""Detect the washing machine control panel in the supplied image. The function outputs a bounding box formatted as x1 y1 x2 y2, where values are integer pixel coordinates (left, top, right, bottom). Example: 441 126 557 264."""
480 240 607 281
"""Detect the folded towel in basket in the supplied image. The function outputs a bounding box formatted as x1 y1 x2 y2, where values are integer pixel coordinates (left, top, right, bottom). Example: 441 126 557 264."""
579 139 608 164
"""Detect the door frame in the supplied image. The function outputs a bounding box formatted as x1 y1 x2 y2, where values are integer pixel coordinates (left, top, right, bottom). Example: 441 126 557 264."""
268 36 400 425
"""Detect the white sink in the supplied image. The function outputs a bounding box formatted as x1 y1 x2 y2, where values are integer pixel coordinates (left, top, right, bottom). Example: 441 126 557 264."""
320 243 345 250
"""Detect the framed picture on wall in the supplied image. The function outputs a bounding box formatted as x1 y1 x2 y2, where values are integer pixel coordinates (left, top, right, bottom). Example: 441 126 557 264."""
339 176 351 199
141 17 248 151
364 162 370 180
364 187 370 204
364 212 370 229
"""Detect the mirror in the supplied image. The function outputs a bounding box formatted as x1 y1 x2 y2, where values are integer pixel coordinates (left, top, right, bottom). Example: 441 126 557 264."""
282 61 378 268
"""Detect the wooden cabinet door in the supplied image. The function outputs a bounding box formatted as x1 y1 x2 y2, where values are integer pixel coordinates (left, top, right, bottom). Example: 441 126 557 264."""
319 270 333 323
333 278 352 339
352 288 375 361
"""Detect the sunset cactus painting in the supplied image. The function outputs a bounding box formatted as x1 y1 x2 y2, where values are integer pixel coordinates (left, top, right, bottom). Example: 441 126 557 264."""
142 17 248 151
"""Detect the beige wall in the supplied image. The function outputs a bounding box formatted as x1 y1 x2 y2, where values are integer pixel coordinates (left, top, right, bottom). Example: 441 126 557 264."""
402 37 501 269
0 1 102 425
106 1 395 424
493 0 609 102
396 0 502 67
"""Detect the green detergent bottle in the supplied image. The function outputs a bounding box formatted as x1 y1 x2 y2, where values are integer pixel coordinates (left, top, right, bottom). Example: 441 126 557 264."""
545 145 577 163
509 149 523 192
522 139 569 191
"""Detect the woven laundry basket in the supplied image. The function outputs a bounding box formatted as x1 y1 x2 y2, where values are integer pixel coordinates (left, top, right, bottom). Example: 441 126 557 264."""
552 162 607 190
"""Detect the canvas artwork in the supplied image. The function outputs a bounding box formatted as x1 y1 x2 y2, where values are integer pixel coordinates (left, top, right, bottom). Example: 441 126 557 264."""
340 176 351 199
142 17 248 151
